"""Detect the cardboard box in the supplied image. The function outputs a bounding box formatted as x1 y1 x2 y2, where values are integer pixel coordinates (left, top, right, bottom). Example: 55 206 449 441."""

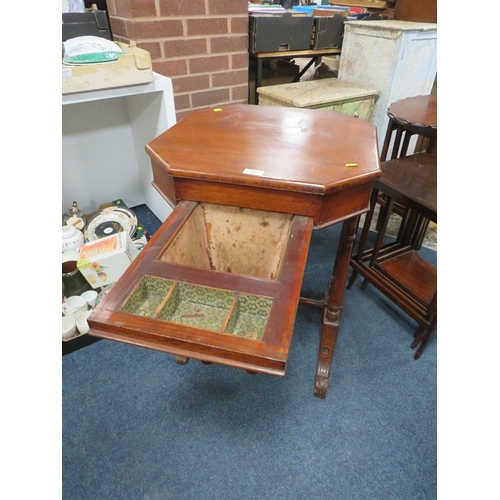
77 232 138 289
311 15 345 49
62 41 153 94
249 13 314 53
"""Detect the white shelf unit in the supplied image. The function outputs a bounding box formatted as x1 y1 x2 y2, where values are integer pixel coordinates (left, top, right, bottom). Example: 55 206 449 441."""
62 73 177 222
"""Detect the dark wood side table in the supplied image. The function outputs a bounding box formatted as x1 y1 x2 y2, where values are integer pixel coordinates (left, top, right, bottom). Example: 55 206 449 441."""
88 104 381 398
381 94 437 161
348 153 437 359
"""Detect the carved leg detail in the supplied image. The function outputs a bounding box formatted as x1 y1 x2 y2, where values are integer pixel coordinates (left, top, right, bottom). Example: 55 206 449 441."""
315 306 342 399
314 216 358 399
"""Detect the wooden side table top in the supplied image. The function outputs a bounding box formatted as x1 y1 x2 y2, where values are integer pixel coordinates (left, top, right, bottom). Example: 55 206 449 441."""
146 104 380 196
146 104 381 227
376 153 437 222
388 95 437 128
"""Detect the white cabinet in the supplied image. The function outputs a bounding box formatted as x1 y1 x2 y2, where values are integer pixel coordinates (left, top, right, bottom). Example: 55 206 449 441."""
62 73 177 222
339 20 437 151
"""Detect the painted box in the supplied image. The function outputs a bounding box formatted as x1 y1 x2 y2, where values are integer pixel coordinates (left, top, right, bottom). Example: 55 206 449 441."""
257 78 378 121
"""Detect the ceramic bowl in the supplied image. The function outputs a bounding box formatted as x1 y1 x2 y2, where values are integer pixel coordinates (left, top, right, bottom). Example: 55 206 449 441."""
62 316 77 340
75 310 92 335
62 225 84 253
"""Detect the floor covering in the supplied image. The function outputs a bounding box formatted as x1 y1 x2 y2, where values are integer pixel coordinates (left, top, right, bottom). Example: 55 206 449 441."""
62 205 437 500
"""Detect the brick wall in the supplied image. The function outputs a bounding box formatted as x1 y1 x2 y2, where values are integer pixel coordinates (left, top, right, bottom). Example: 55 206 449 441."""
106 0 249 121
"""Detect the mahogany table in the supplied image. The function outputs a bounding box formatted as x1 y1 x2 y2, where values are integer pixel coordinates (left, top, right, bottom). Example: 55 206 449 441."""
88 104 381 398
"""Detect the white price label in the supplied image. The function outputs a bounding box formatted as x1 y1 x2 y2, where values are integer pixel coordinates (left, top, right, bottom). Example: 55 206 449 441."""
243 169 265 176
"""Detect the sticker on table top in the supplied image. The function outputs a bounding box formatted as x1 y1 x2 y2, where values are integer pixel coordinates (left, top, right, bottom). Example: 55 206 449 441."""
243 169 265 176
62 68 73 78
213 108 222 112
346 163 358 167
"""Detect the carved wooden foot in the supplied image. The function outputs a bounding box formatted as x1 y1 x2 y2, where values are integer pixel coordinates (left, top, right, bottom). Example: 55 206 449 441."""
175 355 189 365
314 306 342 399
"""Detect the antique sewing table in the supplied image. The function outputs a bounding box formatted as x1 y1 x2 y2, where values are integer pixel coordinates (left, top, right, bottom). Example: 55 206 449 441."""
88 104 380 398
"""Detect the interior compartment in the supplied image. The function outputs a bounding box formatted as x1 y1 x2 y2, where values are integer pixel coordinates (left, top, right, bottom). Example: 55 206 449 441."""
223 294 272 340
159 203 293 280
121 276 273 339
157 282 235 332
121 276 174 317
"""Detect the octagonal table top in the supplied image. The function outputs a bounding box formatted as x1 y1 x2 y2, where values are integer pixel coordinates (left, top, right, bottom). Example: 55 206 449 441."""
146 104 381 196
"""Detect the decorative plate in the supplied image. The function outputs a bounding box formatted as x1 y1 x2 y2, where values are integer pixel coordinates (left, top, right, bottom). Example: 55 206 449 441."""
85 207 137 241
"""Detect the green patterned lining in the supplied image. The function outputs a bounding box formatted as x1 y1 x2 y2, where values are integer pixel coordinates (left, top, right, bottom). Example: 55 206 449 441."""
224 294 272 340
157 282 234 332
121 276 272 338
121 276 174 317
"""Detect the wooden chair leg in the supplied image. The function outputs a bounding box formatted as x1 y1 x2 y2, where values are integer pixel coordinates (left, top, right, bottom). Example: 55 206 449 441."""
347 190 379 290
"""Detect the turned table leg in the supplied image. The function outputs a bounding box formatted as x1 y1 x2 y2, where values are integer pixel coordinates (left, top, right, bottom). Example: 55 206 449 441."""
314 216 358 399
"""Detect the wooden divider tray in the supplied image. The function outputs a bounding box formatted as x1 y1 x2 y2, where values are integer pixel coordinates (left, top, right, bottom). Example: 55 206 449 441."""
121 277 272 340
88 201 314 376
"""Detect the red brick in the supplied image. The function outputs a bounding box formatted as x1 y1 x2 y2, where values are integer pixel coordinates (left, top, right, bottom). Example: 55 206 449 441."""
187 18 229 36
137 41 162 59
134 20 183 39
174 94 191 112
212 70 248 88
210 36 248 54
106 0 117 15
111 18 137 39
192 88 230 107
188 56 229 74
231 52 249 70
159 0 206 17
114 0 133 18
231 85 249 102
153 59 188 77
208 0 247 16
172 74 210 93
109 17 127 37
163 38 208 58
230 16 249 34
132 0 157 17
176 109 194 122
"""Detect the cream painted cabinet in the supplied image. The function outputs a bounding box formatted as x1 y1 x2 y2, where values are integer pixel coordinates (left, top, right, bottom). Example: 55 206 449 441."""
339 20 437 151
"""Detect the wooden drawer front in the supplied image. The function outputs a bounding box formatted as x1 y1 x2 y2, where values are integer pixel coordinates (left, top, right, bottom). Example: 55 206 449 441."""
89 201 314 376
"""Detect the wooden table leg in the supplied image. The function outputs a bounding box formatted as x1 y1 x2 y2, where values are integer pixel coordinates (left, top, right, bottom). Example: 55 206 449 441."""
314 216 358 399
